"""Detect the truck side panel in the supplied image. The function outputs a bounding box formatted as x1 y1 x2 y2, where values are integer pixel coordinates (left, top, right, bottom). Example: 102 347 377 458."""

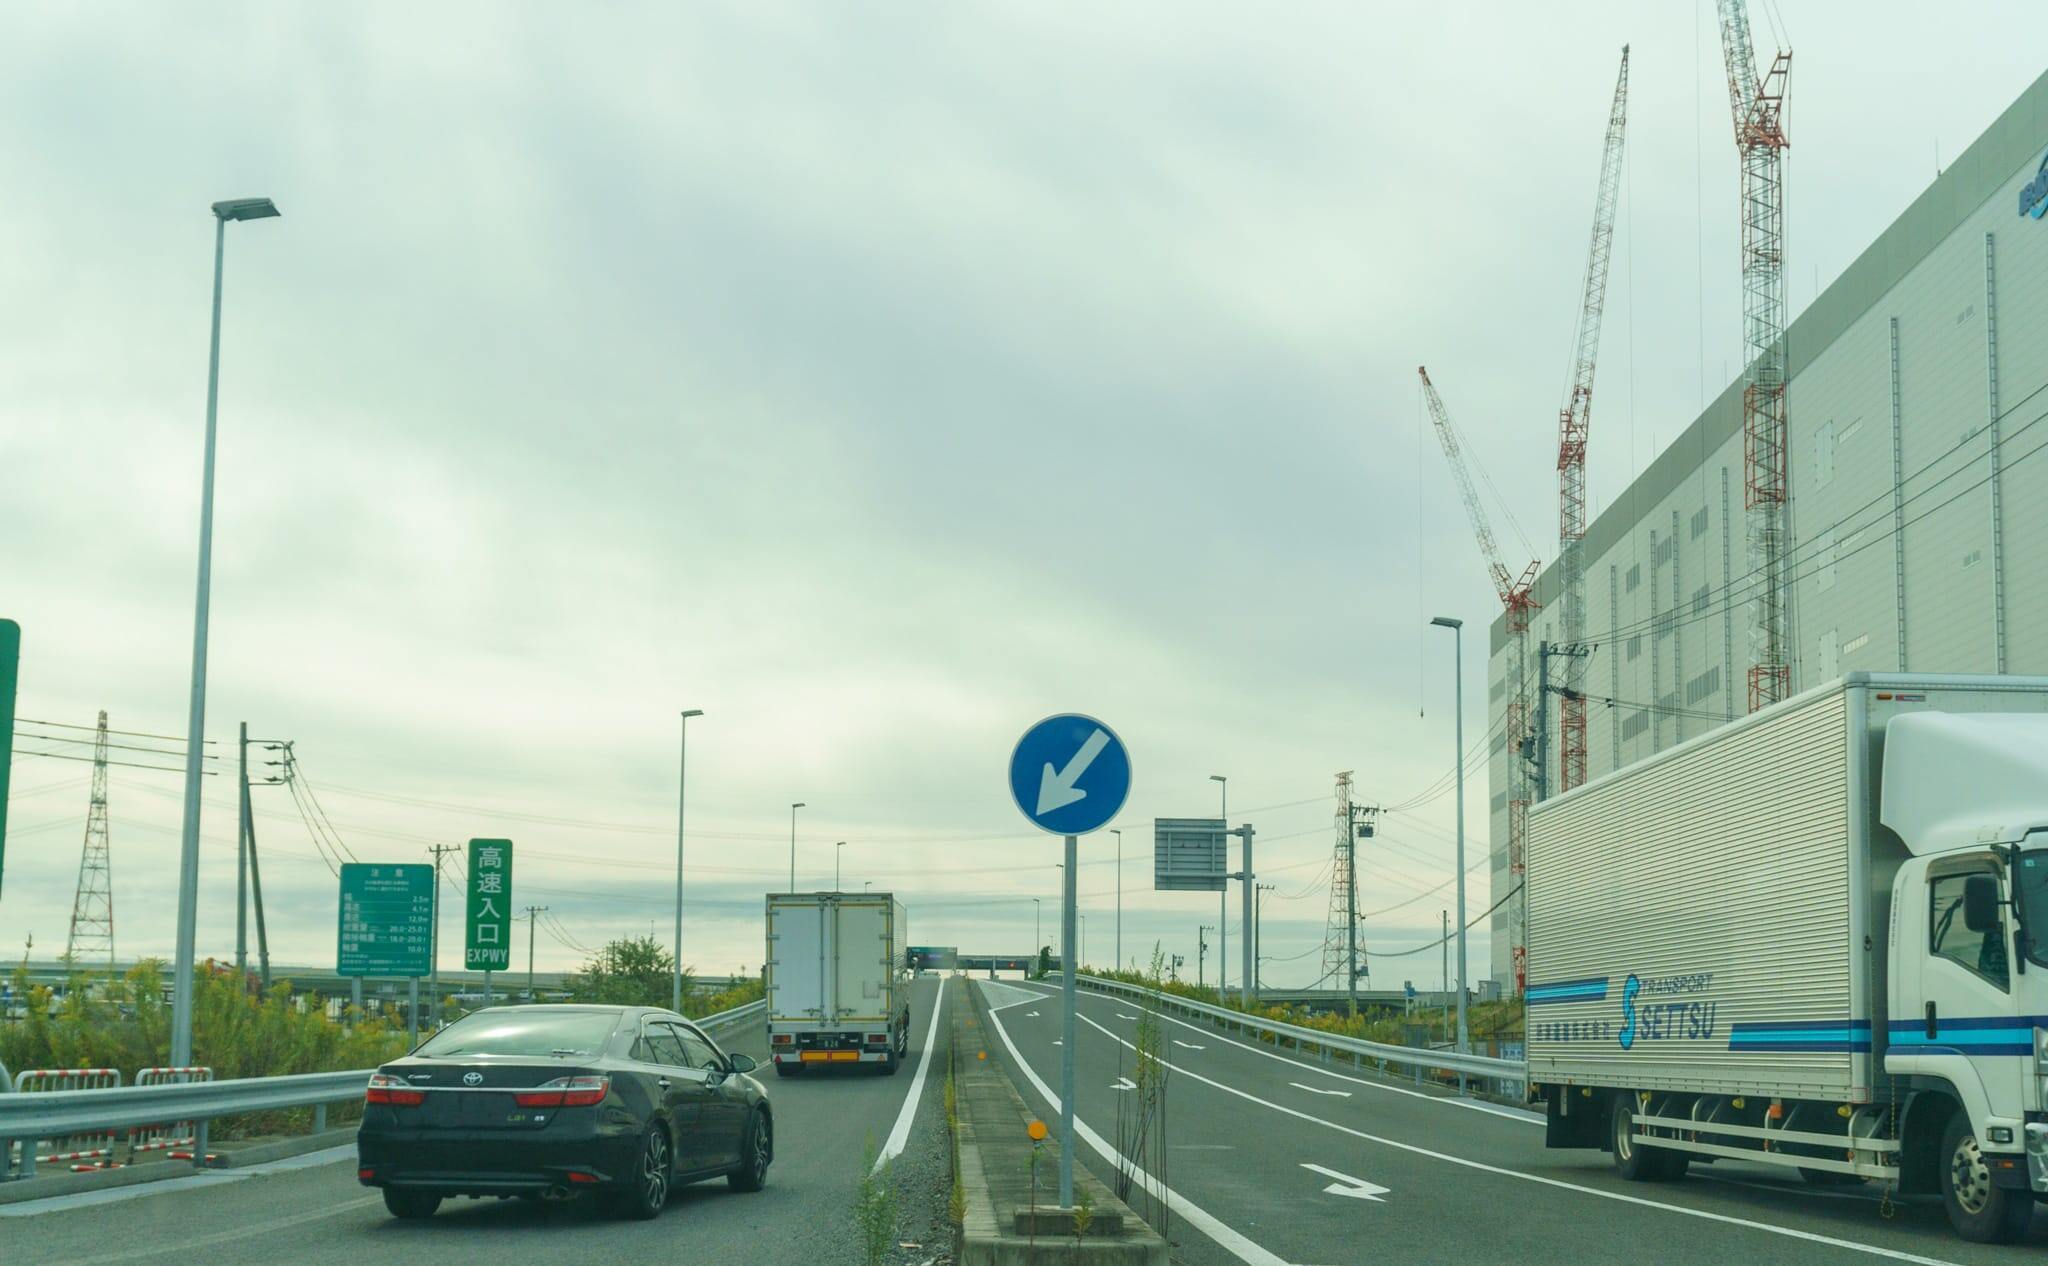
1527 685 1866 1100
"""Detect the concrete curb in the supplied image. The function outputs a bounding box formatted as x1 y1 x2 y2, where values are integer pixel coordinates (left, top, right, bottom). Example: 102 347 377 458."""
952 979 1166 1265
0 1127 356 1204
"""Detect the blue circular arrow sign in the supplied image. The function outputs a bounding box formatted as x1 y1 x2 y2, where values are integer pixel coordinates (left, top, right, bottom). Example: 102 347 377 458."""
1008 713 1131 837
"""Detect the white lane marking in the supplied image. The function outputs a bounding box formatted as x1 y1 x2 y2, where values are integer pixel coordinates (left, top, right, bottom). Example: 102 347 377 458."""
0 1144 361 1218
976 979 1042 1010
58 1196 383 1262
1073 1013 1966 1266
1018 979 1540 1126
985 1002 1292 1266
1118 1012 1138 1020
1291 1082 1351 1097
1172 1039 1206 1050
1301 1163 1389 1202
1112 1076 1137 1091
874 975 948 1172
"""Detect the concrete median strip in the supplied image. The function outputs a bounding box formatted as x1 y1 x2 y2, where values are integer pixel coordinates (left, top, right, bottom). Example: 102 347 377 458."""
958 980 1168 1265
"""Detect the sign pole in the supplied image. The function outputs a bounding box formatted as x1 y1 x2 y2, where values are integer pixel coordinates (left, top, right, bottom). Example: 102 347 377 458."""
1240 825 1256 1007
1060 832 1077 1209
407 978 419 1047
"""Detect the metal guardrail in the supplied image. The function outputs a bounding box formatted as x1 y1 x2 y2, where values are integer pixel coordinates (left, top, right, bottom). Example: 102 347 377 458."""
1065 974 1525 1083
0 997 767 1183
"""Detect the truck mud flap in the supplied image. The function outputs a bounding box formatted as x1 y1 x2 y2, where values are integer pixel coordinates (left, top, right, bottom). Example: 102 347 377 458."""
1544 1087 1607 1150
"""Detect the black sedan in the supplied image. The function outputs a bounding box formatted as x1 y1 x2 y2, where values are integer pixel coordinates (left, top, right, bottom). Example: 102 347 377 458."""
357 1004 772 1220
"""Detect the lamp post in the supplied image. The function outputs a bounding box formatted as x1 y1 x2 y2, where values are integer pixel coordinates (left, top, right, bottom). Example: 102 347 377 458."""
1110 827 1122 971
835 841 846 891
1033 898 1041 959
788 802 805 893
673 709 703 1013
1430 615 1470 1070
171 196 280 1069
1209 774 1228 1000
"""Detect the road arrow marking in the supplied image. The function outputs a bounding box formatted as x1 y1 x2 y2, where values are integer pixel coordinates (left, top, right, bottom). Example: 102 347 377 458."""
1112 1077 1137 1091
1172 1040 1205 1051
1026 1011 1040 1017
1036 728 1110 815
1290 1082 1352 1098
1301 1163 1388 1202
1117 1013 1138 1021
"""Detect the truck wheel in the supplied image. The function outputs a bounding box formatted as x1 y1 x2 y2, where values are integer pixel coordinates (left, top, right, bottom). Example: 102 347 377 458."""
774 1062 801 1078
1940 1113 2031 1243
881 1048 900 1076
1609 1094 1684 1181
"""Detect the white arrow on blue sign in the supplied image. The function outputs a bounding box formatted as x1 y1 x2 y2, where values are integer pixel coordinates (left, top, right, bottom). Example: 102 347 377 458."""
1008 713 1131 836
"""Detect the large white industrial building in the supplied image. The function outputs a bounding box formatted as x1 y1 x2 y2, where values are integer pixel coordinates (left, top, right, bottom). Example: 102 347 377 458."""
1487 67 2048 991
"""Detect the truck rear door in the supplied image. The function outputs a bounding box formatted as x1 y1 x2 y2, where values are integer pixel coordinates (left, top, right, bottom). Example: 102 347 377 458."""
835 900 888 1023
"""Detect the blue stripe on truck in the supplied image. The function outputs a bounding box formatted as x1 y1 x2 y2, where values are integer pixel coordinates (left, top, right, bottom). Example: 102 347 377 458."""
1727 1020 1871 1052
1526 976 1610 1005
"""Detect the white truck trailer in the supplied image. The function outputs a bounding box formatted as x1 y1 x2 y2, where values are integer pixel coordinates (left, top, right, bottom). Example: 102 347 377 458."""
765 892 911 1076
1527 674 2048 1243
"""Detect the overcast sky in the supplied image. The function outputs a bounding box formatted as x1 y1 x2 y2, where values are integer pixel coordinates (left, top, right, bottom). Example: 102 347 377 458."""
5 2 2046 990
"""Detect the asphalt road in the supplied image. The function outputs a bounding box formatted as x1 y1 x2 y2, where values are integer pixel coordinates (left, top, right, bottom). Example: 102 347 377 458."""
2 976 951 1266
980 977 2048 1266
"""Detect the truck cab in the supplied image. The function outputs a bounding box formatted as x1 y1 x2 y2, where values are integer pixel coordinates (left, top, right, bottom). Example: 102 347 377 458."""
1881 710 2048 1212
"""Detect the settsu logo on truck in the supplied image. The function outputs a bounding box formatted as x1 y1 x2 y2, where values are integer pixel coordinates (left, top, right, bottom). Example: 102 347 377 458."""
1617 971 1717 1050
2024 150 2048 220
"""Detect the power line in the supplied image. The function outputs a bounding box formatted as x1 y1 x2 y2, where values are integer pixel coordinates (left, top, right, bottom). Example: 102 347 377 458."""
16 717 217 744
1367 885 1521 958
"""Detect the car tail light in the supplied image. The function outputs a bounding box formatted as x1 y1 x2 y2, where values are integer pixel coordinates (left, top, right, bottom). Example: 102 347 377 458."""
358 1168 376 1180
567 1171 600 1184
365 1073 425 1107
513 1075 609 1108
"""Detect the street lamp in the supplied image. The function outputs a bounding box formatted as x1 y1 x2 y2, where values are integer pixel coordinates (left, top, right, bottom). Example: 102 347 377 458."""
170 196 280 1068
1110 827 1122 972
788 802 805 893
673 709 704 1013
835 841 846 891
1430 615 1470 1068
1209 774 1228 999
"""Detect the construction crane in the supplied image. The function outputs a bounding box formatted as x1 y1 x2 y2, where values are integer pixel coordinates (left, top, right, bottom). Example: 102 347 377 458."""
1421 367 1542 634
1419 365 1540 990
1555 46 1630 797
1717 0 1792 712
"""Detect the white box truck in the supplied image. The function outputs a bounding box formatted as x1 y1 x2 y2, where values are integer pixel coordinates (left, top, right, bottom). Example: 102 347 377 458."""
765 892 911 1076
1527 673 2048 1243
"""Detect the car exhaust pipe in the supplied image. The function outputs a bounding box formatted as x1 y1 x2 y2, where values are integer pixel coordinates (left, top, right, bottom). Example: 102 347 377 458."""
541 1185 574 1203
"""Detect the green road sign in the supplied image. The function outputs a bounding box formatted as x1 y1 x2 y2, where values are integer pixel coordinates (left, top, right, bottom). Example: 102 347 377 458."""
0 619 17 898
337 863 434 977
465 838 514 970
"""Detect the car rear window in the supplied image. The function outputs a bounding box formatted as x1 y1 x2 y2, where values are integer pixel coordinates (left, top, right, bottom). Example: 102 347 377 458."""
415 1010 621 1058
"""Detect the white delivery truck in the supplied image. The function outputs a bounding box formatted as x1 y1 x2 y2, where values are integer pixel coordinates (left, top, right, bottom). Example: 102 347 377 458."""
1527 674 2048 1243
765 892 911 1076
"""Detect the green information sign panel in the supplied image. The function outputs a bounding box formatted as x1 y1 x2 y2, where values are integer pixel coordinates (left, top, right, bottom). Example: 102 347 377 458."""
0 619 18 899
465 838 514 971
336 863 434 977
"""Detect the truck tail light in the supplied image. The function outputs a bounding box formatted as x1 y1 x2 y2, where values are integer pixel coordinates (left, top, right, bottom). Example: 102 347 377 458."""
514 1075 609 1108
366 1073 425 1107
771 1033 794 1046
866 1033 888 1045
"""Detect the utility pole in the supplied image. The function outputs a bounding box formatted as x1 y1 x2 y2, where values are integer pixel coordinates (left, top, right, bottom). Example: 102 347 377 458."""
1254 883 1274 991
1441 909 1451 1039
1347 804 1378 1019
1209 776 1229 998
427 844 460 1025
525 905 548 1002
236 722 248 978
1197 926 1209 990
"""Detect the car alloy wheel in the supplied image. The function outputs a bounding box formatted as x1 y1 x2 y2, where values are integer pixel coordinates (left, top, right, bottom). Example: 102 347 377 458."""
642 1129 671 1212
